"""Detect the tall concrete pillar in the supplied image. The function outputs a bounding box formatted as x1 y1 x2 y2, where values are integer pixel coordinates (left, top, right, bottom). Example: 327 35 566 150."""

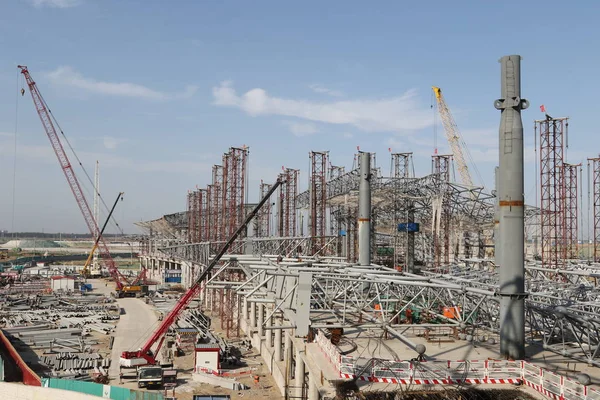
258 304 265 337
494 55 529 360
266 307 273 347
242 298 248 321
250 301 256 328
295 348 305 399
274 316 283 361
358 152 372 266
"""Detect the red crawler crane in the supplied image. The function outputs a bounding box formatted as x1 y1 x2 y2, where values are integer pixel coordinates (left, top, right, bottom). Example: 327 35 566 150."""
18 65 130 291
120 178 282 366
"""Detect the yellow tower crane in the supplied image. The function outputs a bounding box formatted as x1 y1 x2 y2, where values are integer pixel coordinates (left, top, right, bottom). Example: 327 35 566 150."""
432 86 483 188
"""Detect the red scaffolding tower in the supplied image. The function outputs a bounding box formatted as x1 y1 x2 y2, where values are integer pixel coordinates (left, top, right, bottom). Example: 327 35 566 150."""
536 117 567 268
278 168 298 237
198 189 208 242
310 151 328 254
222 147 248 240
211 165 224 242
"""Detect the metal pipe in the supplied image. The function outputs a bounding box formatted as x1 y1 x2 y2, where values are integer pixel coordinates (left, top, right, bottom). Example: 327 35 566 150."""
358 152 372 266
494 54 529 360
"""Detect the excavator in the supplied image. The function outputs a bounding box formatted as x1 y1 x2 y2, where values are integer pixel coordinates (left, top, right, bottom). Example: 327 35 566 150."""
120 178 282 366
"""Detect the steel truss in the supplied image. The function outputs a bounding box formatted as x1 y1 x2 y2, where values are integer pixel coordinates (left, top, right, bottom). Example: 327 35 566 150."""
200 256 600 367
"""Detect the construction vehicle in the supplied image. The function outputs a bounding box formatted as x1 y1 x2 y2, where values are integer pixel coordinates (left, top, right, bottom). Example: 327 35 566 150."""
432 86 483 188
82 192 124 278
137 365 164 388
120 178 282 367
19 66 139 295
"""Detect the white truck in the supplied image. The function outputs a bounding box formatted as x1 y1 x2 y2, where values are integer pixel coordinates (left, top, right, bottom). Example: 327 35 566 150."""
137 366 163 389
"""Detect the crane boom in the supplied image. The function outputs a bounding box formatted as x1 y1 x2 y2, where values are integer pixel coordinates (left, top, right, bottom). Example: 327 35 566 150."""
432 86 476 188
121 177 282 366
18 65 128 290
82 192 124 277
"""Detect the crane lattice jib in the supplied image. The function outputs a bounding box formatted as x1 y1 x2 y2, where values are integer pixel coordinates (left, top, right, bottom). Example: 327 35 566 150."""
18 66 127 290
433 86 474 188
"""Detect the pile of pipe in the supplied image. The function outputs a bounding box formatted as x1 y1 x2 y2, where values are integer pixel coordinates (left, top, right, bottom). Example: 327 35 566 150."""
41 352 110 377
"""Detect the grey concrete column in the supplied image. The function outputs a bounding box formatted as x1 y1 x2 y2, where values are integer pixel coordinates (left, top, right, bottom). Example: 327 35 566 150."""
242 298 248 321
274 317 283 361
257 304 264 337
495 54 528 360
295 348 305 399
308 379 320 400
266 307 273 347
250 302 256 328
358 152 372 266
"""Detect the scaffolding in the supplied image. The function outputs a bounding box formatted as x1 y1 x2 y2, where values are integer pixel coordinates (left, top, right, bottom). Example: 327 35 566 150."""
278 168 298 238
536 117 567 268
256 181 273 237
211 165 224 242
309 151 328 254
223 147 248 239
563 163 580 259
432 154 452 269
589 157 600 262
198 189 208 243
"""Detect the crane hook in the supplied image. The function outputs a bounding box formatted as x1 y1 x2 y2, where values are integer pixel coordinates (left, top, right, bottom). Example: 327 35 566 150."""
20 88 25 96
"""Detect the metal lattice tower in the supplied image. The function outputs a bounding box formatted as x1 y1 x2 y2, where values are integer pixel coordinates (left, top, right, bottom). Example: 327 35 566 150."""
563 163 580 259
212 165 224 242
391 153 413 270
223 147 248 239
392 152 412 179
589 157 600 262
328 165 345 238
536 117 567 268
432 155 452 268
278 168 298 237
198 189 208 242
256 181 273 237
310 151 328 254
186 191 196 243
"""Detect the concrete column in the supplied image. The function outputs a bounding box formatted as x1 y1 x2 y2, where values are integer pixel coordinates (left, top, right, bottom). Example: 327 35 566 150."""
250 302 256 328
495 54 528 360
242 298 248 321
295 348 305 399
257 304 264 337
266 307 273 347
308 379 320 400
274 316 283 361
358 152 372 266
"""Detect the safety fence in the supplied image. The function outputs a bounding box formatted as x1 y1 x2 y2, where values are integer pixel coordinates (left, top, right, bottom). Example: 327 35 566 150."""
42 378 164 400
315 329 600 400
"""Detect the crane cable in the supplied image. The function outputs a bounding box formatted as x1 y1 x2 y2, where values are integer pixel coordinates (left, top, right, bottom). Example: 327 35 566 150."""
11 70 22 238
24 82 125 236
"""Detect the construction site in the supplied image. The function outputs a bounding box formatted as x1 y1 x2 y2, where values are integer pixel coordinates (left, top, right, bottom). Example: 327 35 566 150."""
2 55 600 400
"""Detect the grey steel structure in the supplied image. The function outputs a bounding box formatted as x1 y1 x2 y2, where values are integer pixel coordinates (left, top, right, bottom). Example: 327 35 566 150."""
358 152 372 267
494 55 529 360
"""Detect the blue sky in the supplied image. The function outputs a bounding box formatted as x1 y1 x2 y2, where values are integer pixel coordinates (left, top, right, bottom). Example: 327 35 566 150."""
0 0 598 234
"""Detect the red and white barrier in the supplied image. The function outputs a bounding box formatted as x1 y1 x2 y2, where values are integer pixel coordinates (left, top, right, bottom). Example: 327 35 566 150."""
313 330 599 399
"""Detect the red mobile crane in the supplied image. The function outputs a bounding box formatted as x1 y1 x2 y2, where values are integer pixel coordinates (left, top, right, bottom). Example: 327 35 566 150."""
18 65 130 291
120 178 282 366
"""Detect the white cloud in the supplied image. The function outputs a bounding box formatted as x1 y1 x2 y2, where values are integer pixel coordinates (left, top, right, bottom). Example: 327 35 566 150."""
46 66 198 100
30 0 81 8
309 84 343 97
342 132 354 139
102 136 126 150
212 81 432 133
283 121 319 137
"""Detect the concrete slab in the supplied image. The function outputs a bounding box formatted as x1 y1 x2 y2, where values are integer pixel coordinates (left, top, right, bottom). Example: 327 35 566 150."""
108 297 158 379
